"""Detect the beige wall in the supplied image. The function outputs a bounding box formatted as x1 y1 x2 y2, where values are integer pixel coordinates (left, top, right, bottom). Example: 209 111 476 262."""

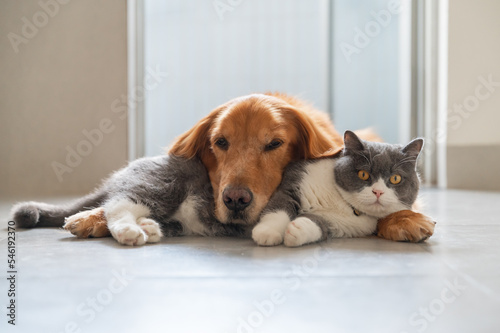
0 0 128 197
447 0 500 190
447 0 500 146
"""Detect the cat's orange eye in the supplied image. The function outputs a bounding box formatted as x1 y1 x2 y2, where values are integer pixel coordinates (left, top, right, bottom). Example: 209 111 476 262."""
358 170 370 181
390 174 402 184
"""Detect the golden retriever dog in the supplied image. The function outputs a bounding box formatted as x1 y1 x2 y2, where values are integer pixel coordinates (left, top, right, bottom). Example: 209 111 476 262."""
170 92 343 225
62 92 433 242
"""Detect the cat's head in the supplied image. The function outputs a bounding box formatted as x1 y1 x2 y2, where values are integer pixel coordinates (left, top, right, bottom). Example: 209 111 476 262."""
334 130 424 218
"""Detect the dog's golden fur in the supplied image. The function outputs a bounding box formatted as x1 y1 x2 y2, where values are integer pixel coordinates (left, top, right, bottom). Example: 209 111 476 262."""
377 210 435 242
169 93 343 225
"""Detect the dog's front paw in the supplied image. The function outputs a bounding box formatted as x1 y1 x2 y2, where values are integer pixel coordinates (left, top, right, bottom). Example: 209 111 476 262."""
110 224 148 246
252 224 284 246
377 210 435 243
284 217 322 247
137 217 163 243
64 207 111 238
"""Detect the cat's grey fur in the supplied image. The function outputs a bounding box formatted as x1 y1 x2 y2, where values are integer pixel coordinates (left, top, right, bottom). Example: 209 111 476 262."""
334 131 421 208
12 155 246 238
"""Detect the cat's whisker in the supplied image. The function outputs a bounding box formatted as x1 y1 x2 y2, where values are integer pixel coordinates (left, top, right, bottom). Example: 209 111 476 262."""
397 156 417 164
354 151 371 168
394 157 417 169
394 157 417 166
395 160 417 168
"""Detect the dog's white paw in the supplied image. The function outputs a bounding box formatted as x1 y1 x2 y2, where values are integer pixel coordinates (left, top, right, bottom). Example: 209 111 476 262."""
284 217 322 247
137 217 162 243
111 224 148 246
252 224 284 246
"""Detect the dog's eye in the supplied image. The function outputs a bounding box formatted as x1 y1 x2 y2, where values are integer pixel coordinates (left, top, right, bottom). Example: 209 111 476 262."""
265 139 283 151
215 138 229 150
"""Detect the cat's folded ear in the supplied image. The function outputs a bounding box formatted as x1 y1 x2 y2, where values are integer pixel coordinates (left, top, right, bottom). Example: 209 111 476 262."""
402 138 424 158
343 130 365 152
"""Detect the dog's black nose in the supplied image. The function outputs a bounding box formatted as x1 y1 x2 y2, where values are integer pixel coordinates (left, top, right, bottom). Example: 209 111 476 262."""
223 187 253 211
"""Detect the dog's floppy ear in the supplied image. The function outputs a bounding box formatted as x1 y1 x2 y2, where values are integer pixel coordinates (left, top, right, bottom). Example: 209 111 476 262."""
286 107 343 159
168 106 224 166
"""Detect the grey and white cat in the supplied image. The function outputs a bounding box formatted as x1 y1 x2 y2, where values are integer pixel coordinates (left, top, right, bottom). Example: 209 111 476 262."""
12 156 247 245
252 130 424 247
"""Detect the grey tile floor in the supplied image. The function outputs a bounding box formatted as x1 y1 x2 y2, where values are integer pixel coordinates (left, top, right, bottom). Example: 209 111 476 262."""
1 188 500 333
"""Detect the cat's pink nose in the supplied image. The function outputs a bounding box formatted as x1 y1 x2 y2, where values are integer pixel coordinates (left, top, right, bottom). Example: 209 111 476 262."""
372 189 384 198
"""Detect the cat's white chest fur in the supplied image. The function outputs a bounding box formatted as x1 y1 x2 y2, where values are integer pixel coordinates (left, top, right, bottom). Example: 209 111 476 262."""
298 159 378 238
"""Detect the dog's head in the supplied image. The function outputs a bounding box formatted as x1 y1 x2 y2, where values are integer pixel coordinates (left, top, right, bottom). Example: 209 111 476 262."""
169 93 341 225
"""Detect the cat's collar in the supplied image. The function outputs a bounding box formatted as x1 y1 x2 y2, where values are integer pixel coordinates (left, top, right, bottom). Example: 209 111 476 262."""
350 205 383 219
352 206 362 216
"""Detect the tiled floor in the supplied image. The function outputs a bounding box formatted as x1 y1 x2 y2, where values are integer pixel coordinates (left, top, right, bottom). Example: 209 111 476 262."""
1 188 500 333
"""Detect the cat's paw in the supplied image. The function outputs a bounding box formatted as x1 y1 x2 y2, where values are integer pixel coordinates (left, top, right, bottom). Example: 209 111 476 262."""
64 207 111 238
251 211 291 246
110 223 148 246
252 224 284 246
377 210 435 243
284 217 322 247
137 217 162 243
